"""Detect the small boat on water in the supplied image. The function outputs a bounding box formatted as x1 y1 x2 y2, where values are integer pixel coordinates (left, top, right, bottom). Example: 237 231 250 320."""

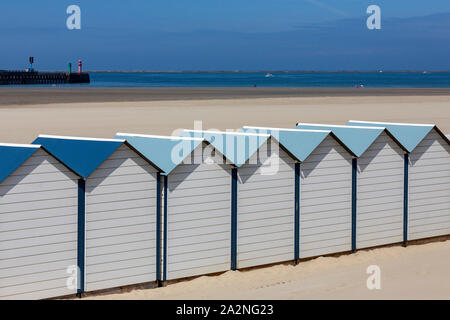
265 73 274 78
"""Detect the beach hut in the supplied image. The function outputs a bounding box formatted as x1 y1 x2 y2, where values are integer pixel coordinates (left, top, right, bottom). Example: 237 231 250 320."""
347 121 450 241
242 127 356 260
114 133 234 282
0 143 80 300
182 130 295 269
32 135 162 294
296 123 408 250
184 129 338 268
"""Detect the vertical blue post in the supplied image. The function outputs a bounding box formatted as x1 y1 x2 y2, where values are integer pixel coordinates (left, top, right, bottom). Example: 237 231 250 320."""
163 175 168 281
403 154 409 246
351 158 357 252
156 172 161 282
294 163 300 262
231 168 238 270
77 179 86 296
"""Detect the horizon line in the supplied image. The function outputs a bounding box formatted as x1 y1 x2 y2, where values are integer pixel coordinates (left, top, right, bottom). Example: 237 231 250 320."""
18 70 450 73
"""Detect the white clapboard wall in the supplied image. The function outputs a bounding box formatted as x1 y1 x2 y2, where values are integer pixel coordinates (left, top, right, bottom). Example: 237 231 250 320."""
300 136 353 258
165 143 232 280
356 132 405 249
85 144 158 292
408 128 450 240
0 149 79 300
237 140 296 269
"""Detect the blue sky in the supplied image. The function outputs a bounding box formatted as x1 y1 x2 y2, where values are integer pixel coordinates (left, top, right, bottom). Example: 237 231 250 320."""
1 1 450 70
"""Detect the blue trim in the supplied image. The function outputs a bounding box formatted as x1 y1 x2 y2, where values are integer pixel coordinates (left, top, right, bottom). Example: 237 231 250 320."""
156 172 161 281
115 134 201 175
77 179 86 294
231 168 238 270
294 163 300 261
32 137 124 179
163 175 168 281
0 145 40 184
351 158 357 252
403 154 409 245
296 124 385 158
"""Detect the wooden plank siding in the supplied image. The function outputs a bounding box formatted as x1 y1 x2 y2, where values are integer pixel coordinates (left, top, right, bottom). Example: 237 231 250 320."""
300 136 353 258
356 132 405 249
0 149 79 300
408 129 450 240
85 145 158 292
237 140 296 268
165 143 232 280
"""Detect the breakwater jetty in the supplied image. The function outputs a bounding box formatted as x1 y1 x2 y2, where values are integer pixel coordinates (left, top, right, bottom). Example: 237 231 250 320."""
0 70 90 85
0 57 90 85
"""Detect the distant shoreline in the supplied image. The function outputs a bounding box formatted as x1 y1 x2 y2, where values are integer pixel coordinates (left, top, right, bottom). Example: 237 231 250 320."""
56 70 450 73
4 70 450 74
1 87 450 106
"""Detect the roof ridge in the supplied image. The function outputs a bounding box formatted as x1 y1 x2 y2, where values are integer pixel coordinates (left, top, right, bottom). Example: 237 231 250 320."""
185 129 270 137
243 126 331 133
38 134 125 142
348 120 435 127
0 143 40 148
297 123 386 130
117 132 204 141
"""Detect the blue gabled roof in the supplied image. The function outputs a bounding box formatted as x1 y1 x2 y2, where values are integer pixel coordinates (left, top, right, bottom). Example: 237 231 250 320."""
32 135 126 179
242 126 352 162
347 120 450 152
114 133 204 175
181 130 271 167
0 143 41 184
295 123 391 157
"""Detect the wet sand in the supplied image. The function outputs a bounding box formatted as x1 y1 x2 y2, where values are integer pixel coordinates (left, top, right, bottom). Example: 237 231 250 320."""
2 87 450 105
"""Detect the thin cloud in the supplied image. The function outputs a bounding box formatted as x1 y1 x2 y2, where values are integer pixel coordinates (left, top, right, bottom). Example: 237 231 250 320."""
304 0 350 17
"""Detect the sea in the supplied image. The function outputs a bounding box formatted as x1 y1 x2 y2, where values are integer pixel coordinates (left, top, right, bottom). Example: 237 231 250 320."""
7 71 450 88
88 72 450 88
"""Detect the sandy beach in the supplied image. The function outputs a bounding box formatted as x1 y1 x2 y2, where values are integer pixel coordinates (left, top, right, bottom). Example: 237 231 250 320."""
2 87 450 106
84 240 450 300
1 87 449 300
0 88 449 144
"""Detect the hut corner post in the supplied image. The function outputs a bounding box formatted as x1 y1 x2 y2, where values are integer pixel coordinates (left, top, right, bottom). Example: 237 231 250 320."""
294 163 300 264
231 168 238 271
351 158 357 253
156 173 162 287
77 179 86 298
158 175 168 287
160 175 168 287
403 154 409 247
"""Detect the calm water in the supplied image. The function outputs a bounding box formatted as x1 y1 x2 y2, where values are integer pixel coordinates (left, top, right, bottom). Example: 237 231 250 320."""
8 72 450 88
89 72 450 88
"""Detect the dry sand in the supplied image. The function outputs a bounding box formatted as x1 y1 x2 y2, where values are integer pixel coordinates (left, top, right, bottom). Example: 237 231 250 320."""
86 240 450 300
0 94 449 144
1 89 449 299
